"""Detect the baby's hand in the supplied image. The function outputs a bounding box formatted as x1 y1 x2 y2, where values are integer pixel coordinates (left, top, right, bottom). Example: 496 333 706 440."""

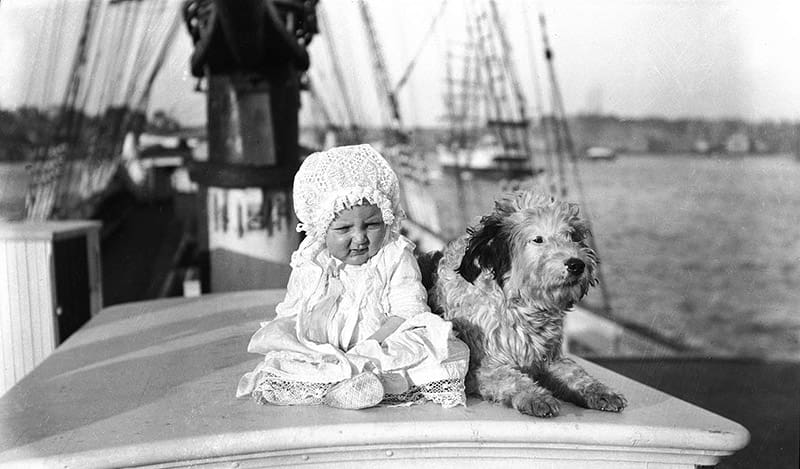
366 316 405 344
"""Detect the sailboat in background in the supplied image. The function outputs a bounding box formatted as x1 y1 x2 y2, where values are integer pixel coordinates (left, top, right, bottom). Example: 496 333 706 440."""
437 0 537 180
321 0 588 248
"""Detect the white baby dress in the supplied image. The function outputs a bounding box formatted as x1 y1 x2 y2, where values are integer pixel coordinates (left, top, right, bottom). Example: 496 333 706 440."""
236 235 469 408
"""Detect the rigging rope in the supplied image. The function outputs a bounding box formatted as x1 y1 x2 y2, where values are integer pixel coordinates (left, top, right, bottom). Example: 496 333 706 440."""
94 0 136 117
538 12 614 317
392 0 448 95
304 78 335 131
471 2 505 145
487 0 532 160
40 0 67 110
22 4 53 107
538 13 568 199
62 0 101 144
462 6 482 146
522 0 556 193
25 0 186 220
26 0 79 220
358 0 400 129
120 1 158 106
76 0 112 121
316 3 361 136
135 11 183 112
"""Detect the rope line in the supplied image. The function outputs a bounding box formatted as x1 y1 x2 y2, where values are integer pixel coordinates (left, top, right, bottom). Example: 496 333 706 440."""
317 2 360 134
24 0 186 220
392 0 448 95
538 12 613 317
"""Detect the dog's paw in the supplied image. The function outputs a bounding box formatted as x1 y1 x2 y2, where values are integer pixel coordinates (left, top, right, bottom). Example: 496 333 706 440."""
512 392 561 418
582 384 627 412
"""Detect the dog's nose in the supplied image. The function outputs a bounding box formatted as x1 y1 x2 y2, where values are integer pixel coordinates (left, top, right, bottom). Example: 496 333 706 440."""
565 258 585 275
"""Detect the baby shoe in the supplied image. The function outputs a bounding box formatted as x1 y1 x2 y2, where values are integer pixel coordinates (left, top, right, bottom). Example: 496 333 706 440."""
380 371 410 395
323 372 384 410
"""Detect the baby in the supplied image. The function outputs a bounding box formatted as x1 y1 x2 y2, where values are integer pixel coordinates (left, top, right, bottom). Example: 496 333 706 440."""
237 144 469 409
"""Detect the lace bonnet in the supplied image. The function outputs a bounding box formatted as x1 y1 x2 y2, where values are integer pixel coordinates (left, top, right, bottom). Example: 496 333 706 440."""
293 144 403 240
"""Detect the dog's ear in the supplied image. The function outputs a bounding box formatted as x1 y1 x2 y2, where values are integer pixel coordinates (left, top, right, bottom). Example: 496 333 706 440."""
456 215 512 286
565 206 600 286
566 203 593 246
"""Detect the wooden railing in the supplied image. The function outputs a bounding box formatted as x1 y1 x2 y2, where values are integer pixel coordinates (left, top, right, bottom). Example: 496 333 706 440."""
0 290 748 468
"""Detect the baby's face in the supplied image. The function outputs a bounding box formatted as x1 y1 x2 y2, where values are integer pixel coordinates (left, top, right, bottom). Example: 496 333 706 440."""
325 203 387 265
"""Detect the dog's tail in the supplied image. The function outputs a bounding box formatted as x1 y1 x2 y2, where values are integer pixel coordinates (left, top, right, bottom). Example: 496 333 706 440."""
416 250 444 292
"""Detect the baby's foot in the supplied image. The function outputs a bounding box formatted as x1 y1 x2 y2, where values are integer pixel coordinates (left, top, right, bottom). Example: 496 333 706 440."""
380 372 410 394
323 372 384 410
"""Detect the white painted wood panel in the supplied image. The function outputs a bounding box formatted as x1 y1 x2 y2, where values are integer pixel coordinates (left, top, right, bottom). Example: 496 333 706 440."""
0 239 56 396
15 241 33 374
0 221 100 396
5 240 25 384
0 242 10 393
28 241 44 364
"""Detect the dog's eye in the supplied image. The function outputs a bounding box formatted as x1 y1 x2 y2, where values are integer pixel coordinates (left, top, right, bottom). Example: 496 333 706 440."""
529 236 544 244
569 231 583 242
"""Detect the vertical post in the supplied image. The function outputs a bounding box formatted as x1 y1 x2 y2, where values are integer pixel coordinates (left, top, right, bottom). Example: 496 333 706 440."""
183 0 317 292
199 73 299 291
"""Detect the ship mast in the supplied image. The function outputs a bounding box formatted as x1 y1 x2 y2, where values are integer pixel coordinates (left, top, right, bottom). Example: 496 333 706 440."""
486 0 533 163
538 11 612 315
316 3 362 143
357 0 404 141
183 0 319 292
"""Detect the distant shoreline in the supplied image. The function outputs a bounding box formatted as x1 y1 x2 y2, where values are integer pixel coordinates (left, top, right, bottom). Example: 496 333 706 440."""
0 162 28 222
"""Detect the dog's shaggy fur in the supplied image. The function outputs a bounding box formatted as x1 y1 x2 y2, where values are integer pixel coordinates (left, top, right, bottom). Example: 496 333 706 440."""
421 190 627 417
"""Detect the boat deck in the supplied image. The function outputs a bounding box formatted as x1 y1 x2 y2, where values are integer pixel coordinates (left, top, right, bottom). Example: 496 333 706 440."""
92 199 797 469
0 290 750 468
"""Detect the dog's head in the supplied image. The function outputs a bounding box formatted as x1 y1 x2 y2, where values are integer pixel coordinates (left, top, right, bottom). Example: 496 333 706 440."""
457 190 598 310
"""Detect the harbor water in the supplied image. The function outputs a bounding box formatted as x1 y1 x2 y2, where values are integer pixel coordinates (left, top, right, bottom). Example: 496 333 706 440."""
2 153 798 360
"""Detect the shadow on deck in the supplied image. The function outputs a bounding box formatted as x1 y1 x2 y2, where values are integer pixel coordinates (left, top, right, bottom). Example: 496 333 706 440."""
97 190 185 306
595 358 799 469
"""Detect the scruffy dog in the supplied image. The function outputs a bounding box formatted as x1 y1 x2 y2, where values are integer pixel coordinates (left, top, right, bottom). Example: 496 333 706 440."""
419 190 627 418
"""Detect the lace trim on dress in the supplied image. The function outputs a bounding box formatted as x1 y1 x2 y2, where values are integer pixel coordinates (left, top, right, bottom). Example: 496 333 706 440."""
251 373 467 409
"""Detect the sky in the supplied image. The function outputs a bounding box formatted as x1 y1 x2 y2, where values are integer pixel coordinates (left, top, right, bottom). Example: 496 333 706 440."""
1 0 799 128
